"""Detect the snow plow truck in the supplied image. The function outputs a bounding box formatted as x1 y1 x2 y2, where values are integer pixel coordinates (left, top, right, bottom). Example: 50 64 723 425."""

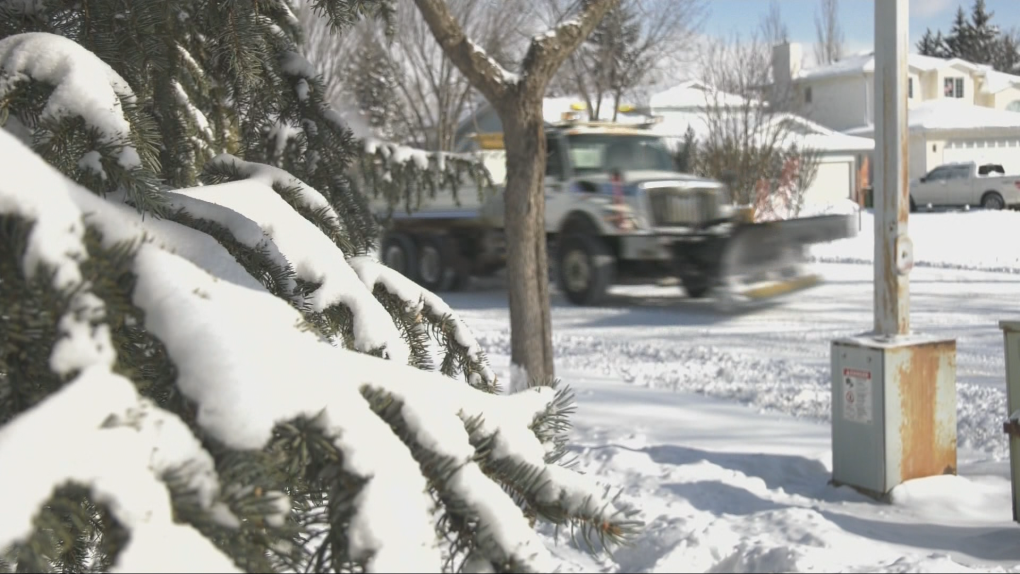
371 117 858 307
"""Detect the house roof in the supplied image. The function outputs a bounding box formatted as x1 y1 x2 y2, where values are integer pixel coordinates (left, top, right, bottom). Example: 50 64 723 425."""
651 110 873 153
648 80 751 110
844 99 1020 136
796 51 1020 95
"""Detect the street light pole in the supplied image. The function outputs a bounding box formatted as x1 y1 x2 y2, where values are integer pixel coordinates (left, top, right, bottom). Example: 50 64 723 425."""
873 0 913 336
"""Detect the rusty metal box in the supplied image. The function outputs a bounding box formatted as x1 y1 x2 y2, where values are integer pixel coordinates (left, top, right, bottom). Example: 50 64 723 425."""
831 334 957 496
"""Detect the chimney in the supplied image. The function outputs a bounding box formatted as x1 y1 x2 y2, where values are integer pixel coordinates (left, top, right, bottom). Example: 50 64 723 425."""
771 42 802 104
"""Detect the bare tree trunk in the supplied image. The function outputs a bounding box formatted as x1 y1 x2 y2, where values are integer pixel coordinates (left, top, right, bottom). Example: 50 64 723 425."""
412 0 619 386
499 96 554 383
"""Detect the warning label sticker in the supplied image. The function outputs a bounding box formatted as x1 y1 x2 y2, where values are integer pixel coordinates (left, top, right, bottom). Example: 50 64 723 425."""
842 368 872 424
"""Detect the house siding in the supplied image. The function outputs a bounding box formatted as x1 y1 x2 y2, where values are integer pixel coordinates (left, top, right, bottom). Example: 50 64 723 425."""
993 86 1020 111
799 76 869 131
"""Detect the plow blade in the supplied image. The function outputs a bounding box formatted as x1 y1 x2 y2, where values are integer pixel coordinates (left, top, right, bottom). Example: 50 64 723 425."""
713 213 857 306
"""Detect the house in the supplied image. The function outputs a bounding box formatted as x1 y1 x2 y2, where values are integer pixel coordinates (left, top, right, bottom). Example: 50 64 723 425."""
845 99 1020 179
771 42 1020 179
647 82 873 206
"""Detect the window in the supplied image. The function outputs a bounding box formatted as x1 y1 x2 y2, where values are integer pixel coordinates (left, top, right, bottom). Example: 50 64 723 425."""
1008 100 1020 113
908 78 913 99
546 137 563 179
924 166 951 181
565 134 674 175
805 86 812 104
944 77 964 98
949 166 971 179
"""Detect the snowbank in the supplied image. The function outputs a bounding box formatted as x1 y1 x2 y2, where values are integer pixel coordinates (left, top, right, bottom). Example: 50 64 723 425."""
810 209 1020 273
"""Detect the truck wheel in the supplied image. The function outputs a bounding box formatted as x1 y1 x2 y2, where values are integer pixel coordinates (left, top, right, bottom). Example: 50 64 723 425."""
415 235 470 292
382 232 418 282
981 192 1005 210
415 235 450 291
556 234 615 305
680 276 712 299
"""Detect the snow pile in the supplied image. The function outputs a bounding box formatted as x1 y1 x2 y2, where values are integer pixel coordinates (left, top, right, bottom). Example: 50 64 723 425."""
1 125 624 571
810 209 1020 273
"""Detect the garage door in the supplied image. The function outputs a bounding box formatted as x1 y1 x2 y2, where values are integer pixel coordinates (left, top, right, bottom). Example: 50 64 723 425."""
943 137 1020 170
803 160 852 206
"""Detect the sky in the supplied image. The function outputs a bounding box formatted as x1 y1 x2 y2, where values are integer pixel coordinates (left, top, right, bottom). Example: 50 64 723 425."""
699 0 1020 67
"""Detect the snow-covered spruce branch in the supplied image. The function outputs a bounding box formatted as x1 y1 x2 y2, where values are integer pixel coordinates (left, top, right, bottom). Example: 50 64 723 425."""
0 33 165 214
359 137 496 218
1 130 640 572
275 50 495 220
198 154 497 388
172 172 410 362
349 257 497 391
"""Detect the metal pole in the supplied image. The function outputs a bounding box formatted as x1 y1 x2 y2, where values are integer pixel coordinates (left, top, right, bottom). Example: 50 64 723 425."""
873 0 912 337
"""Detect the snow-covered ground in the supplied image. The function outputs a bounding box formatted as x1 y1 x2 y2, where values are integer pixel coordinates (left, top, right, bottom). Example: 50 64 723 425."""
443 208 1020 573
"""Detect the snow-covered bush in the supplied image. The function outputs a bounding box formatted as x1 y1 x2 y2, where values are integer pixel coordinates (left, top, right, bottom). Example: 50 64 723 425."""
0 1 639 572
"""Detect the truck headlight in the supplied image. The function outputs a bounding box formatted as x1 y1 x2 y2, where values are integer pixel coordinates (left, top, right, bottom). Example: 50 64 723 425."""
601 205 639 231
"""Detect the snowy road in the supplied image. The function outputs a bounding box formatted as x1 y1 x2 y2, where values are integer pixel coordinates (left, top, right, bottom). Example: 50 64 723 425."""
447 262 1020 460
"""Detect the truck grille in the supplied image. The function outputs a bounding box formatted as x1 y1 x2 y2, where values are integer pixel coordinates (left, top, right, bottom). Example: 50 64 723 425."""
647 187 721 228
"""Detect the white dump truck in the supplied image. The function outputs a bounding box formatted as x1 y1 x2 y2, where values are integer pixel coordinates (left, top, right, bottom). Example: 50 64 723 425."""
910 161 1020 211
372 119 858 306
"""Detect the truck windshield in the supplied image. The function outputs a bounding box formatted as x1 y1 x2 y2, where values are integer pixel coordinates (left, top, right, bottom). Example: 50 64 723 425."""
566 134 673 175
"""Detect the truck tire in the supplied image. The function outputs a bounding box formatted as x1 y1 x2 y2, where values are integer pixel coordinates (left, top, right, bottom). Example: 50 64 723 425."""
416 234 470 292
981 191 1005 210
381 232 418 282
556 234 615 306
415 235 451 292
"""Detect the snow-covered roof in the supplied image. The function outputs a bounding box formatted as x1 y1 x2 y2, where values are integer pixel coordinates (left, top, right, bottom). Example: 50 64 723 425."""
652 110 873 153
844 99 1020 136
795 50 1020 95
648 80 751 111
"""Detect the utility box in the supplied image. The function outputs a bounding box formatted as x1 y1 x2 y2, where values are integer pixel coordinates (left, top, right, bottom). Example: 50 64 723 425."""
998 321 1020 522
831 334 958 496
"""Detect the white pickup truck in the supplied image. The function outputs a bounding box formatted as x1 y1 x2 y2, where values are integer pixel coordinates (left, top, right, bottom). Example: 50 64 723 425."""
909 162 1020 211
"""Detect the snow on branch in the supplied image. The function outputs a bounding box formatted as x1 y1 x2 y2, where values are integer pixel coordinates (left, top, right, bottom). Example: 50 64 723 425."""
0 371 240 573
0 130 237 572
0 33 140 168
349 256 497 390
360 137 495 217
275 49 494 220
170 178 410 363
0 32 165 215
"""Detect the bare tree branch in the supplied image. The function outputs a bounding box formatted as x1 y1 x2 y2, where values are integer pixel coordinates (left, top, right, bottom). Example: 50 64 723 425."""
517 0 621 95
542 0 705 118
760 0 789 47
695 31 820 217
813 0 844 66
411 0 518 103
